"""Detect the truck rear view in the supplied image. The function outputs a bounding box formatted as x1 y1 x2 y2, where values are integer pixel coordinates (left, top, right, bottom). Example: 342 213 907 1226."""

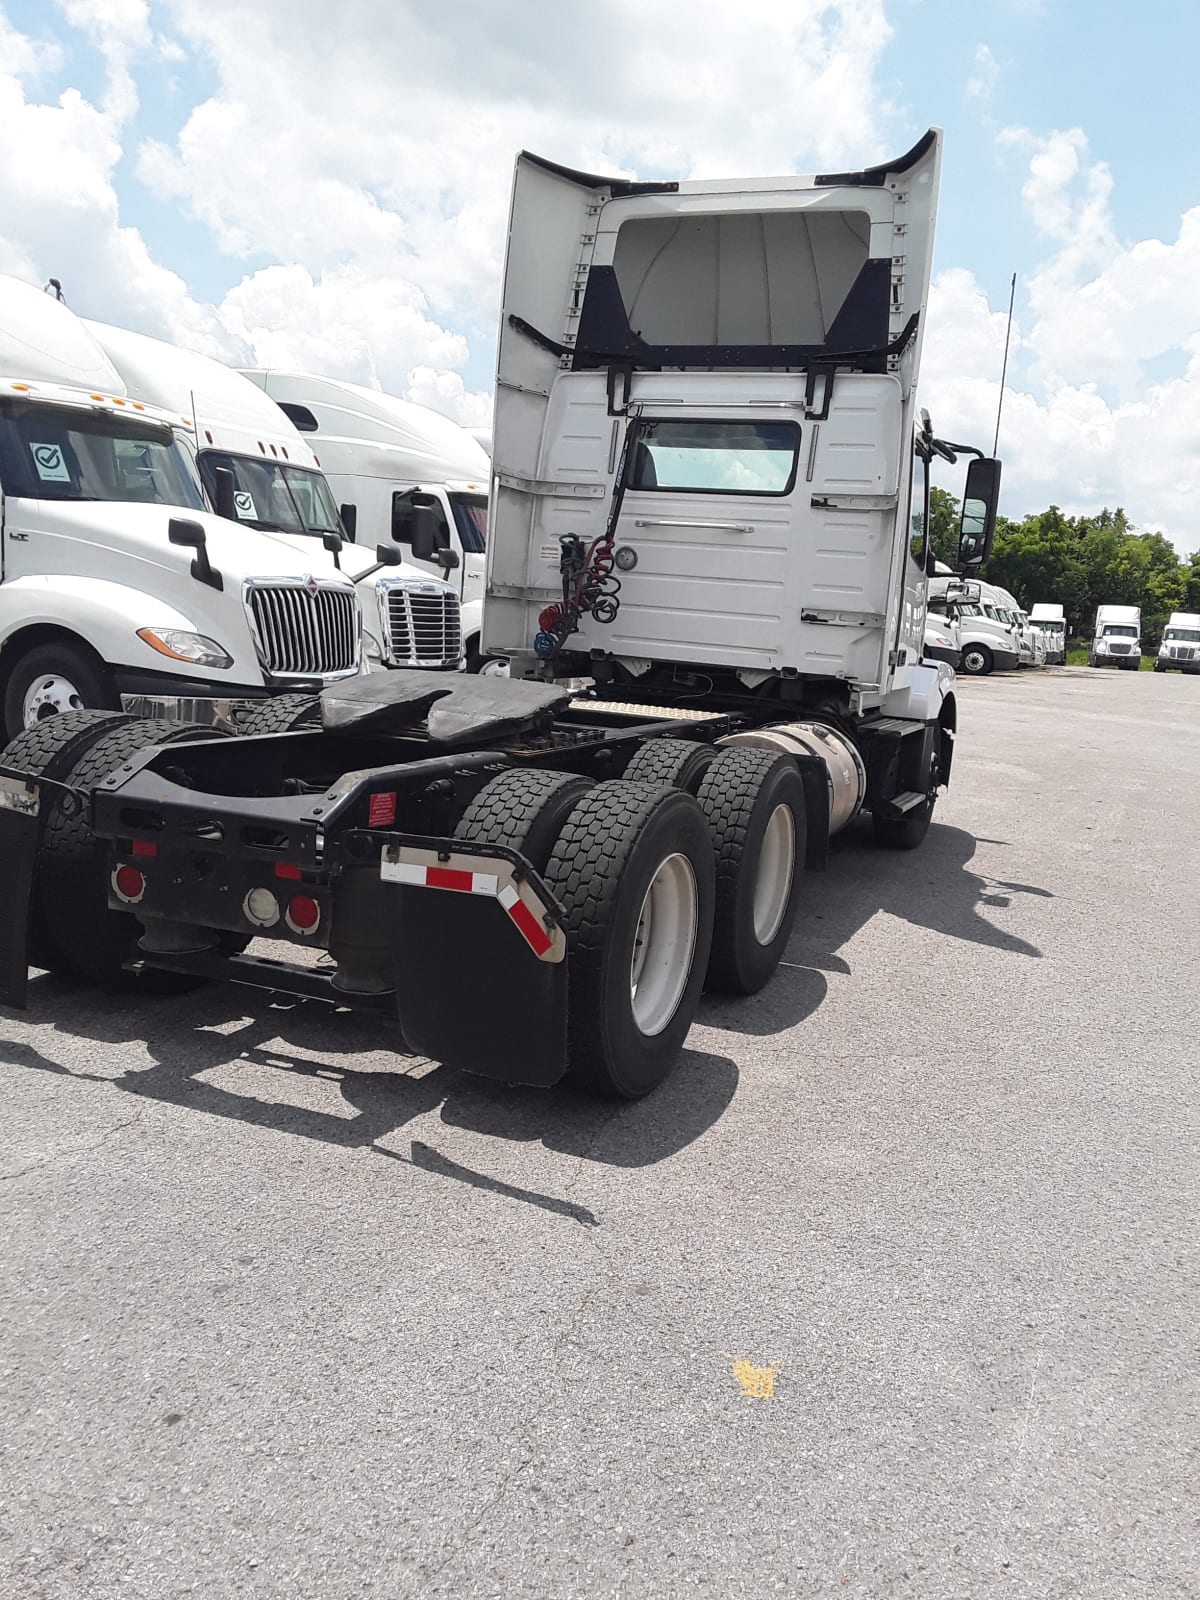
0 132 1001 1101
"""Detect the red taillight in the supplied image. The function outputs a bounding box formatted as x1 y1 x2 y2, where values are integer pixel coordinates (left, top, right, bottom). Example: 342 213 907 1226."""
286 894 320 934
275 862 302 881
131 838 157 858
112 865 145 904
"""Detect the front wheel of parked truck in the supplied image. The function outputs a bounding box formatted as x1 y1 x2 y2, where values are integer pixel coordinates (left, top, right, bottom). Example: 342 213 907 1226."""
3 640 121 740
960 644 992 676
543 782 715 1099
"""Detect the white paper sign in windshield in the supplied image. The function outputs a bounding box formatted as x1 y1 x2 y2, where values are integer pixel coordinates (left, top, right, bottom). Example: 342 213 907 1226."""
30 442 71 483
233 490 257 520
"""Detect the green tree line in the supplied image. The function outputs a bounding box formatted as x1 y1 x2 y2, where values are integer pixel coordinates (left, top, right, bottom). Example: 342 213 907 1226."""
927 489 1200 649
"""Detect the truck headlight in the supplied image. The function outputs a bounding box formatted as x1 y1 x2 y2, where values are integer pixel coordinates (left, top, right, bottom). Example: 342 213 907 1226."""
136 628 233 669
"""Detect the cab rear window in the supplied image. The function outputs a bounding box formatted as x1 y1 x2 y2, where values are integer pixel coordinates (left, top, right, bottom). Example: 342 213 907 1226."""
630 420 800 496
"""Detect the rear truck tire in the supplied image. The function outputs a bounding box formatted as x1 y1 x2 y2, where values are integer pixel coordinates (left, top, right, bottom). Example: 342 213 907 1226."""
959 644 992 677
872 720 948 852
237 694 322 736
3 640 120 741
621 737 718 795
543 781 715 1099
34 718 234 991
0 710 134 971
454 768 594 873
695 748 806 995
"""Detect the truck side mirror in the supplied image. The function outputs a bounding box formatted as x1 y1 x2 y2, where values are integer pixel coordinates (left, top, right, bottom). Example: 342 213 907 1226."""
339 503 357 541
410 496 445 562
212 465 237 521
436 547 460 572
958 457 1001 570
169 517 223 592
375 544 401 566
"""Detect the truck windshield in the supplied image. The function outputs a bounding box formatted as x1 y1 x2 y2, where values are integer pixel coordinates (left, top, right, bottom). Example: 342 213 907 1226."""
449 492 488 555
1103 625 1138 638
199 451 343 537
1165 628 1200 642
0 399 204 509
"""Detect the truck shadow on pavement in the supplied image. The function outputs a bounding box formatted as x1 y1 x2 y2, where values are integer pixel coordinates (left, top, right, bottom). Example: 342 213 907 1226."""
0 819 1049 1222
700 820 1052 1037
0 976 738 1224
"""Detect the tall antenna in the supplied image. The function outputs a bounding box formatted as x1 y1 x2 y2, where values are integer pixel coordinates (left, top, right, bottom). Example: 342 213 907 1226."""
993 272 1016 456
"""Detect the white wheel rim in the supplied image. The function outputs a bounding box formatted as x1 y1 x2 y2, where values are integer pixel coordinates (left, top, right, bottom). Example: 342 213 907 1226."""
23 675 85 727
629 853 698 1037
752 803 796 945
964 650 984 673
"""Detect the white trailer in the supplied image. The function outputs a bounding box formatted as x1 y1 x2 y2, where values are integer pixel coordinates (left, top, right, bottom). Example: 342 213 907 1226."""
0 276 361 738
239 372 490 668
84 326 462 682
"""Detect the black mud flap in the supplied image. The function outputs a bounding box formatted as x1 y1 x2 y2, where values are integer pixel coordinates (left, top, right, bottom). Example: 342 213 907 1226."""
381 836 569 1085
0 775 43 1010
389 887 568 1085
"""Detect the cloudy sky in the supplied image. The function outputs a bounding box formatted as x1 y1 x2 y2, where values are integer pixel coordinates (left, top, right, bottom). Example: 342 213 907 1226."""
1 0 1198 550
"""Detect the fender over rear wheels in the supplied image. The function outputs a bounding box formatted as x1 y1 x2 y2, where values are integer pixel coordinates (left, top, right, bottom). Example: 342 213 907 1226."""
543 781 715 1099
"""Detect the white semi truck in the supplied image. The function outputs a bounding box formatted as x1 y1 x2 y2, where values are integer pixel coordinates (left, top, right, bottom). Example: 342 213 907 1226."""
1089 604 1141 669
0 130 1002 1101
240 373 490 669
930 575 1017 675
0 276 361 739
1029 602 1066 664
1154 612 1200 673
82 325 463 682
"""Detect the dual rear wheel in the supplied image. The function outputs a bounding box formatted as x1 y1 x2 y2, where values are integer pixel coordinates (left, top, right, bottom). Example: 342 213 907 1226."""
455 740 806 1098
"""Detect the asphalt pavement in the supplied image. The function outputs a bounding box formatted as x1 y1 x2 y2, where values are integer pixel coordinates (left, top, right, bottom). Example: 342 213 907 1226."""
2 667 1197 1599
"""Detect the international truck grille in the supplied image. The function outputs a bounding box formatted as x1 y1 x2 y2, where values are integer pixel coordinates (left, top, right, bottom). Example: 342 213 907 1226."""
248 583 359 677
1172 646 1196 660
383 586 463 668
1109 642 1131 654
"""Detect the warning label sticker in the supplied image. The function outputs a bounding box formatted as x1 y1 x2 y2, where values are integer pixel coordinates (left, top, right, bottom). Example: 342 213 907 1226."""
30 443 71 483
539 542 559 565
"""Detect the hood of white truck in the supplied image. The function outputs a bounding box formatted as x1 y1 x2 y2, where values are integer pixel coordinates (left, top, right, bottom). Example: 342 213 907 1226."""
15 498 355 590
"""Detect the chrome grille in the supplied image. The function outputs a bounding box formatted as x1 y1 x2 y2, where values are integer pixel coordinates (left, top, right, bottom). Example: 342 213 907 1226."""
248 582 359 677
382 584 463 668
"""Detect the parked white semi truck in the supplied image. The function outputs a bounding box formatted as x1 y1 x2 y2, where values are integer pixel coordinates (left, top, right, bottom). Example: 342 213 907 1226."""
930 574 1017 675
82 325 463 684
1029 602 1066 664
1154 612 1200 673
240 372 489 669
1089 604 1141 669
0 276 361 738
0 130 1002 1101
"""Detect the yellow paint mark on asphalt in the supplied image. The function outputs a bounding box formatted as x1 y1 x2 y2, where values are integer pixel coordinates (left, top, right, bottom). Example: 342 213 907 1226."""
731 1357 777 1399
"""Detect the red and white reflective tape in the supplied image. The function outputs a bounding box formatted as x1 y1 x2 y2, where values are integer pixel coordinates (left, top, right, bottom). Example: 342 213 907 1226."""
497 883 553 958
381 846 563 963
383 862 498 896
